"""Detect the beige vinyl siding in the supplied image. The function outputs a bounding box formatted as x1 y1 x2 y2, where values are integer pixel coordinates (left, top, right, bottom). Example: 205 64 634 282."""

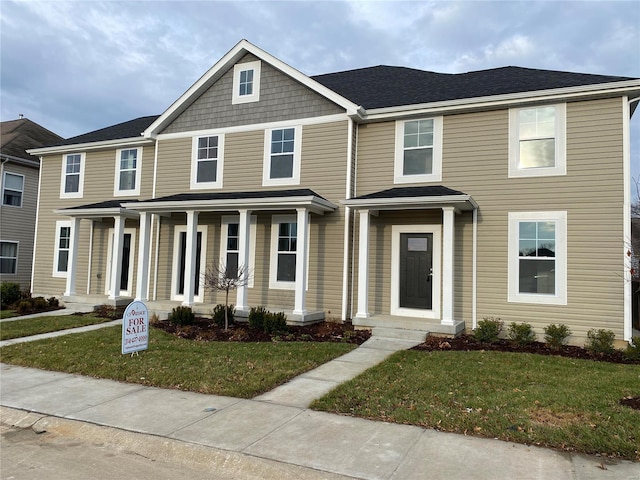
355 97 626 341
0 162 39 288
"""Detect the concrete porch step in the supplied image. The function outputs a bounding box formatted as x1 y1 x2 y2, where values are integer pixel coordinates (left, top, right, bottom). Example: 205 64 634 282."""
371 327 429 342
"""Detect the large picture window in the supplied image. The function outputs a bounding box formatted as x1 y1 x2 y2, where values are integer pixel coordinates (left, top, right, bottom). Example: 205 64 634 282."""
0 241 18 274
509 104 566 177
394 117 443 183
2 172 24 207
191 134 224 189
60 153 85 198
263 126 302 186
114 147 142 196
508 211 567 304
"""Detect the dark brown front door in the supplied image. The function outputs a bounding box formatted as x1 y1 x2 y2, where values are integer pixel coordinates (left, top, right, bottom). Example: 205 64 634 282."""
399 233 433 309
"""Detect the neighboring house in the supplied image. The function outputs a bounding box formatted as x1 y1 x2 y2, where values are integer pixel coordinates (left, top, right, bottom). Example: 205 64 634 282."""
1 118 62 289
28 40 640 344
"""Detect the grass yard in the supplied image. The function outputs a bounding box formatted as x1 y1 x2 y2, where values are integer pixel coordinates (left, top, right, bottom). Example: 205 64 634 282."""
0 310 18 320
0 314 113 340
311 350 640 460
0 325 356 398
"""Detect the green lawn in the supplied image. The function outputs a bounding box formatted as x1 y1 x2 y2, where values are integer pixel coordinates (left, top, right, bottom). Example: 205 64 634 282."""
0 314 114 340
0 310 18 320
311 350 640 461
0 325 356 398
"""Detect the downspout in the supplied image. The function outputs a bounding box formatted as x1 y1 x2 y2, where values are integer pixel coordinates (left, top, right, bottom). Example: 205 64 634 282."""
472 206 478 329
87 220 94 295
152 140 160 302
30 156 43 295
349 125 359 321
341 118 354 321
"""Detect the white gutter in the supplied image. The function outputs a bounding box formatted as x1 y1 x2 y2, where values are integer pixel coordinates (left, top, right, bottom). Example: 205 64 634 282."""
472 207 478 330
27 137 153 156
0 154 40 168
343 194 479 211
54 207 140 219
623 95 634 342
341 118 354 321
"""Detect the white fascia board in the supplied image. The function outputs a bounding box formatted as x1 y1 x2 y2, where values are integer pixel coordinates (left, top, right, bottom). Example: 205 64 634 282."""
144 39 362 137
123 195 337 215
28 137 153 155
0 154 40 168
54 207 140 219
361 80 640 121
342 195 478 211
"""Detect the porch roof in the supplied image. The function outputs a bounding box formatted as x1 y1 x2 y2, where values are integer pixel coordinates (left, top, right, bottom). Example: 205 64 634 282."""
342 186 478 211
54 200 140 219
122 188 337 215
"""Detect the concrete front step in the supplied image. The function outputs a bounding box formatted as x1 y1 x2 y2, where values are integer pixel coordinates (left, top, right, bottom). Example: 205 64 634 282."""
371 327 428 342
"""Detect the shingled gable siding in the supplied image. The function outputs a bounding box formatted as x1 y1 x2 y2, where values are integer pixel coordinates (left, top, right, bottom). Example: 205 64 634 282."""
161 54 344 135
31 145 154 298
355 97 626 342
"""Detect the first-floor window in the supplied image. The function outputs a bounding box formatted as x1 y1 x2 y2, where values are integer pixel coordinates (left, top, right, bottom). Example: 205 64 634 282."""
225 222 239 279
0 241 18 274
54 221 72 277
276 222 297 282
220 215 256 287
508 211 567 304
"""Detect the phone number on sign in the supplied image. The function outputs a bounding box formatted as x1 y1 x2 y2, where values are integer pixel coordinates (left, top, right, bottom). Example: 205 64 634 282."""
125 335 148 345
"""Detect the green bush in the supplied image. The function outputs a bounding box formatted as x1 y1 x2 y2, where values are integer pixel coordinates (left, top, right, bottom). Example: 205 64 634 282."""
15 296 49 315
248 306 268 330
543 323 571 350
624 336 640 361
264 311 288 335
47 297 60 309
585 329 616 354
168 306 195 326
212 304 234 327
473 317 503 343
507 322 537 346
1 282 21 308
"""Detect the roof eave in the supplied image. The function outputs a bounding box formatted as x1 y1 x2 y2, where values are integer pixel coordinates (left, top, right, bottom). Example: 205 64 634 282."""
0 153 40 168
27 137 154 155
342 194 478 211
54 207 140 219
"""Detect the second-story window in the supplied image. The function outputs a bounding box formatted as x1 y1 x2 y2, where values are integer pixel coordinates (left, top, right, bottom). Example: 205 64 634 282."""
263 125 302 186
114 147 141 196
191 134 224 189
394 117 443 184
2 172 24 207
60 153 85 198
232 60 261 104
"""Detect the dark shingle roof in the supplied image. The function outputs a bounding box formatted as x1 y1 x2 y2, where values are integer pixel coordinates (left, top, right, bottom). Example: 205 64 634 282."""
1 118 63 161
143 188 327 203
312 66 634 109
65 200 138 210
47 115 159 148
351 186 467 200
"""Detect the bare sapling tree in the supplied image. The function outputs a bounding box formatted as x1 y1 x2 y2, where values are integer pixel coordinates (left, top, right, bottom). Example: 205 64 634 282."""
203 262 251 330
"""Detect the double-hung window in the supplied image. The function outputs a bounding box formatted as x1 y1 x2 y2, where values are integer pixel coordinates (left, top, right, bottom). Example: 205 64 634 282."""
191 134 224 189
0 241 18 274
276 221 297 283
232 60 261 104
509 104 566 177
263 125 302 186
508 211 567 305
2 172 24 207
60 153 85 198
114 147 142 196
394 117 443 183
220 215 256 286
53 220 72 277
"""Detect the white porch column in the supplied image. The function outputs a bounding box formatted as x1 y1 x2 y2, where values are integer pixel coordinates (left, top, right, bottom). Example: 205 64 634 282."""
235 209 251 312
441 206 455 326
135 212 152 301
355 209 370 318
108 216 125 300
182 210 199 306
292 208 309 318
64 217 81 297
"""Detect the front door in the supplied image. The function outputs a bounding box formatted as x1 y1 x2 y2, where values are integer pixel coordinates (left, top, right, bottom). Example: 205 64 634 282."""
399 233 433 309
106 230 135 297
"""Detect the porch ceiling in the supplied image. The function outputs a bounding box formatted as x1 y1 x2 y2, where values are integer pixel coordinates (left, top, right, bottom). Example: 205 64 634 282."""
342 185 478 211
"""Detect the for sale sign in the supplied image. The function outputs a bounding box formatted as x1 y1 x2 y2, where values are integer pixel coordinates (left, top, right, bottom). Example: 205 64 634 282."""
122 301 149 354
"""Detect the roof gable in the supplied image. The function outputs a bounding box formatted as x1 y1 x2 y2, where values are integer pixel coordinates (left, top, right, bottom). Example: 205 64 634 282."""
0 118 62 162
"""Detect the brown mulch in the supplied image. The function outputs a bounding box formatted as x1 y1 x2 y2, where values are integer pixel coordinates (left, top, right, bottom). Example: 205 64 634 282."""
619 396 640 410
151 317 371 344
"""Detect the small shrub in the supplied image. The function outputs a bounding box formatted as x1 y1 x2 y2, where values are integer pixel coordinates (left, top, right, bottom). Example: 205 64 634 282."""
507 322 537 346
248 306 268 331
624 336 640 361
473 317 503 343
585 329 616 354
544 323 571 350
93 304 126 319
149 312 160 324
168 306 195 326
15 296 49 315
47 297 60 309
264 311 288 335
1 282 21 308
212 304 234 327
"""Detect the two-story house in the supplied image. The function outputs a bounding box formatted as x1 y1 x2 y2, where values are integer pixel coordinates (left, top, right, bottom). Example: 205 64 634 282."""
1 117 62 289
29 40 639 344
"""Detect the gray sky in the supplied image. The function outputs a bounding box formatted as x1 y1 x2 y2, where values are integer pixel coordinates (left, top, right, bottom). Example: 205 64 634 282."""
1 0 638 183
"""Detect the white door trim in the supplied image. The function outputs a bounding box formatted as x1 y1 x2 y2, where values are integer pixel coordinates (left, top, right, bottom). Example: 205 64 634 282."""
171 225 208 303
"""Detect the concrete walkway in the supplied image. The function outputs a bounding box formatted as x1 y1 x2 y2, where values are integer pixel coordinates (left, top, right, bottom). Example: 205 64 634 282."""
1 321 638 479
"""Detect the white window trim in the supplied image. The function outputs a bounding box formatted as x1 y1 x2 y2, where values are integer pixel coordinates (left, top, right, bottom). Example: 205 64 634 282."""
232 60 261 105
114 147 142 196
170 225 208 303
220 215 257 288
0 240 19 275
60 152 86 199
269 214 309 290
2 171 24 207
508 103 566 178
508 211 567 305
262 125 302 187
53 220 72 278
394 117 443 184
190 134 224 189
104 227 136 297
390 225 442 319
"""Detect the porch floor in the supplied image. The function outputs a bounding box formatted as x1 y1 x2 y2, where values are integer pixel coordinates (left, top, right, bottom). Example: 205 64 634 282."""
352 314 465 337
